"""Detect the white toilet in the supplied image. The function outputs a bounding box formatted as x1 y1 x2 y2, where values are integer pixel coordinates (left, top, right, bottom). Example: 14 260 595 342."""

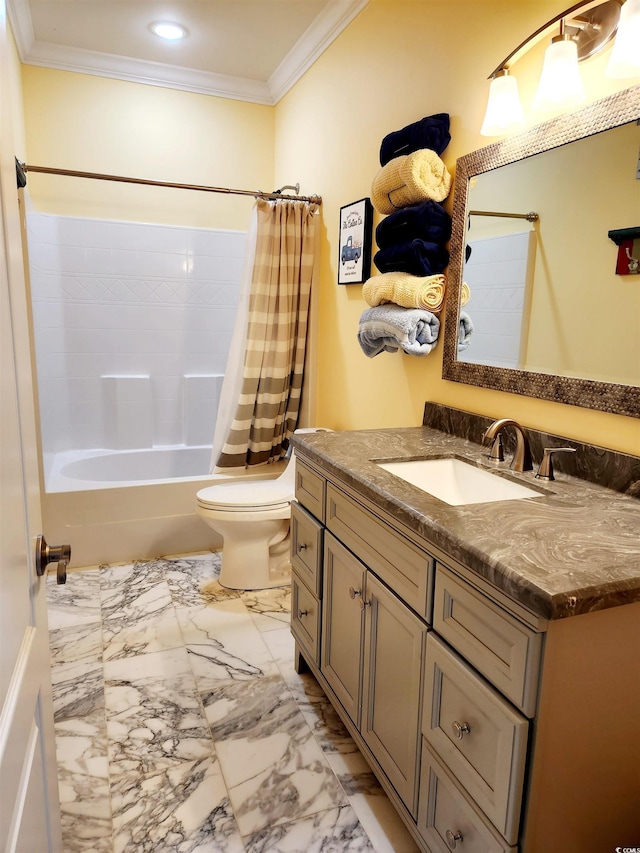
196 429 329 590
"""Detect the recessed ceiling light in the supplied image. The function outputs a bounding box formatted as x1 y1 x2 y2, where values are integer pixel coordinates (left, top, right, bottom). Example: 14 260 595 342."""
149 21 188 41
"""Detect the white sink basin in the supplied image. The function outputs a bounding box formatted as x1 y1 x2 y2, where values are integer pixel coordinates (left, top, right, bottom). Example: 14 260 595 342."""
376 457 542 506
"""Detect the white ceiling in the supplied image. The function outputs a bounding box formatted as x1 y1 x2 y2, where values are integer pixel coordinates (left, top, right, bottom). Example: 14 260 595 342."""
8 0 370 104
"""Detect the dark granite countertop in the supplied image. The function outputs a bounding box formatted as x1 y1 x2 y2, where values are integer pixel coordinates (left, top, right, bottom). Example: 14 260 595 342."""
291 427 640 621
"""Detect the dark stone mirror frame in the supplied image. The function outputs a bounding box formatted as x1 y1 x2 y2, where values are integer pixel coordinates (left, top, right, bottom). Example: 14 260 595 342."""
442 85 640 418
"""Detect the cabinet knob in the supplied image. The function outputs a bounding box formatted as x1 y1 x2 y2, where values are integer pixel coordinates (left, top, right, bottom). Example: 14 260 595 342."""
445 829 463 849
298 543 309 552
298 609 308 618
348 586 362 599
359 598 371 611
452 720 471 740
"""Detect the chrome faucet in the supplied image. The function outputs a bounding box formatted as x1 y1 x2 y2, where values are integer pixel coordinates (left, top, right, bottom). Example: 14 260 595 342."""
482 418 533 472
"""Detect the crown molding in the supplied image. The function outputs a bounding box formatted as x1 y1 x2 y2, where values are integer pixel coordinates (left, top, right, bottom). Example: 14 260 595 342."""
268 0 370 102
7 0 34 54
22 40 274 103
7 0 370 105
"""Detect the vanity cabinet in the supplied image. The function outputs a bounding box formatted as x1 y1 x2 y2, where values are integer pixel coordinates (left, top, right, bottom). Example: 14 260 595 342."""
322 532 427 812
289 452 640 852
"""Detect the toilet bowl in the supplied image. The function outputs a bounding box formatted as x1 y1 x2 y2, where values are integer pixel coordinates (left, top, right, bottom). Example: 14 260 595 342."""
196 429 329 590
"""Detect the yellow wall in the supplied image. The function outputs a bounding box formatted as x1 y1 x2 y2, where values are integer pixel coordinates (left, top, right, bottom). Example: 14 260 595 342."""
15 1 640 454
21 66 274 230
275 0 640 453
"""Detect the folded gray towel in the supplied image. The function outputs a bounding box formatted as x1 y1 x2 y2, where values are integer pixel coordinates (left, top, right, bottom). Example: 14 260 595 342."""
358 305 440 358
458 310 474 352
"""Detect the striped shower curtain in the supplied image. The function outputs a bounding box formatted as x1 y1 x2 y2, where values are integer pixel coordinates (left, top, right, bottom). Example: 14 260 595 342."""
215 197 319 469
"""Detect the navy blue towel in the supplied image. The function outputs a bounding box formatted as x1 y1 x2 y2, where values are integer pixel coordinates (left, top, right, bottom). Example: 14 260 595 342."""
374 240 450 277
380 113 451 166
376 200 452 250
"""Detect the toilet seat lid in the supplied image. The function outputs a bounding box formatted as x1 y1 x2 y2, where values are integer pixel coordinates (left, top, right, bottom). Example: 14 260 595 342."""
197 479 293 511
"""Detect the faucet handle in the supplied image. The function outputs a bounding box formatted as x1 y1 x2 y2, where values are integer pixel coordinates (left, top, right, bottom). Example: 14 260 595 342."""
535 447 577 481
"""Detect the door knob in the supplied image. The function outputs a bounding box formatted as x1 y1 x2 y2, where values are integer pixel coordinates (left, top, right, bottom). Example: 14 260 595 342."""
35 535 71 585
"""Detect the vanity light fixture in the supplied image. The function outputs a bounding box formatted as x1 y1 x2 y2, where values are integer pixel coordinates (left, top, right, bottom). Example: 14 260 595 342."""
149 21 189 41
480 70 525 136
606 0 640 77
480 0 638 136
532 19 586 112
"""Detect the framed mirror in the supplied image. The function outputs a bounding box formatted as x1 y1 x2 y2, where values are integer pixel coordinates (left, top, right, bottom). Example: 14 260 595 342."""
442 85 640 418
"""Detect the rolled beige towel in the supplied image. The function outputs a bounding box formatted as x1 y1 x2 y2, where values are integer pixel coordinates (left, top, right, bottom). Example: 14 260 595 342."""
371 150 452 214
362 272 446 312
461 281 471 306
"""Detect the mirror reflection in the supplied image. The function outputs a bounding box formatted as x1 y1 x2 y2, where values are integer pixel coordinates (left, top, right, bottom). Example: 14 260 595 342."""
459 121 639 386
443 86 640 417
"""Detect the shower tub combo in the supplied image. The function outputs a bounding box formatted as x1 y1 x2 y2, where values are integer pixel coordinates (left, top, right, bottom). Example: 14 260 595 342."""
26 210 258 567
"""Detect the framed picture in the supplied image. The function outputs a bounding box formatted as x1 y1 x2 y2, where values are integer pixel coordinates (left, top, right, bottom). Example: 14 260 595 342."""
338 197 373 285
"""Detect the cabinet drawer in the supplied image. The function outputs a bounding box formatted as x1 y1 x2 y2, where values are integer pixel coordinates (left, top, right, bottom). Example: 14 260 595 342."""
326 483 433 619
295 459 326 522
291 573 321 666
291 501 323 597
423 635 528 845
433 564 542 717
418 741 517 853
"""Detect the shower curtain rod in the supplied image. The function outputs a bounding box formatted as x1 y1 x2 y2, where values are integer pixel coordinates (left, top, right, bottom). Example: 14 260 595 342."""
469 209 539 221
21 163 322 205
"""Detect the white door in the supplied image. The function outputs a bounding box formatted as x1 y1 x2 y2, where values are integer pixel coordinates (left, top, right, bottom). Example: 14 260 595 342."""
0 2 63 848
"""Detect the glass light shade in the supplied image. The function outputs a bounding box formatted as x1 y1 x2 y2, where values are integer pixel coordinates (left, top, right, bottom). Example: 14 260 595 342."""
606 0 640 78
480 73 525 136
533 37 586 112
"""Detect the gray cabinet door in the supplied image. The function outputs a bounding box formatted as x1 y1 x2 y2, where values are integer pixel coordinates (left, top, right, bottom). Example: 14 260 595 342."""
321 533 365 725
361 572 427 818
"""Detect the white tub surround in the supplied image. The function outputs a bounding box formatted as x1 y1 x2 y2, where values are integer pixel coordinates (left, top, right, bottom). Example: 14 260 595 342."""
26 210 245 454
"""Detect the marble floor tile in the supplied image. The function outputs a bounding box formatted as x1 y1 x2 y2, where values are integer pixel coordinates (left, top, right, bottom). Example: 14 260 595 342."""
58 780 113 853
262 628 357 755
51 659 104 723
100 558 168 592
102 605 184 662
47 568 102 629
104 648 214 779
56 707 113 853
166 552 241 608
54 707 109 777
177 599 278 691
101 577 175 624
243 804 375 852
111 755 244 853
326 752 420 853
241 586 292 632
203 674 347 837
49 621 103 668
50 555 418 853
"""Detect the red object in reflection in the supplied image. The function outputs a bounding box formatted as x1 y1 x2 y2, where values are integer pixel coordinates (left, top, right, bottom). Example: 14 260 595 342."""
616 239 635 275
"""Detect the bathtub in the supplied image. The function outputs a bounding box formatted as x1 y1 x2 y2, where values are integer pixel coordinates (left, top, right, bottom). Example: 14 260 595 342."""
43 445 287 568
